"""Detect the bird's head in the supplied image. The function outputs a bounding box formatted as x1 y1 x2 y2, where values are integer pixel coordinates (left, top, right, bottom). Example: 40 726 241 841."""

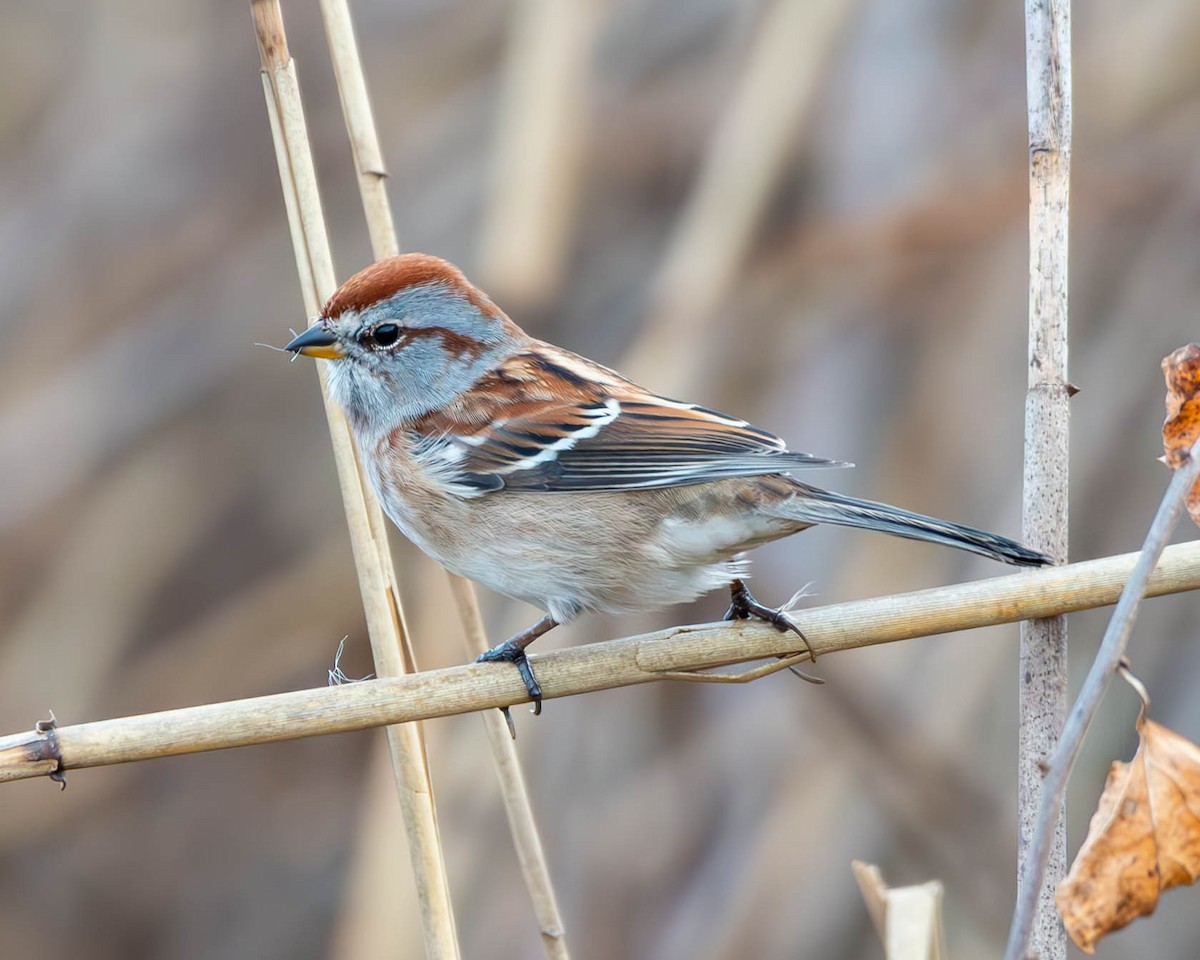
285 254 525 436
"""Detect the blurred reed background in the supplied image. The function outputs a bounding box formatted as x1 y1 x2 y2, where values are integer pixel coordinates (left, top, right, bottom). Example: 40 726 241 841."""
2 1 1199 957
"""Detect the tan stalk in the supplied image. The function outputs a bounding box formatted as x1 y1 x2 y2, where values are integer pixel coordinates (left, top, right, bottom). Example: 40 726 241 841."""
316 2 570 955
249 3 460 957
1017 0 1071 957
4 542 1200 784
852 861 947 960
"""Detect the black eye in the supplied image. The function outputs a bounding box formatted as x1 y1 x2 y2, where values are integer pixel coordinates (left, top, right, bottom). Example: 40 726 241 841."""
368 323 401 348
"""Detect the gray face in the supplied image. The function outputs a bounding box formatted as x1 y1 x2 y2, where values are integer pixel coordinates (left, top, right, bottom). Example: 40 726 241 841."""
322 281 519 437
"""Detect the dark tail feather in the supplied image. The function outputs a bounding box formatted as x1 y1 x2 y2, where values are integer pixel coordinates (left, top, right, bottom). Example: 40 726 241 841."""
782 484 1052 567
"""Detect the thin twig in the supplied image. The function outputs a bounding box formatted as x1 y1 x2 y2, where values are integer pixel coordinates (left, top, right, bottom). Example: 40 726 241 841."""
444 576 570 955
1018 0 1072 955
316 2 571 955
317 0 397 260
249 4 460 957
3 543 1199 785
1003 438 1200 960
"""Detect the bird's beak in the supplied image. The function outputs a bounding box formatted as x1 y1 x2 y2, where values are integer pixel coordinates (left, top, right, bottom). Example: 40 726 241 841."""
285 324 345 360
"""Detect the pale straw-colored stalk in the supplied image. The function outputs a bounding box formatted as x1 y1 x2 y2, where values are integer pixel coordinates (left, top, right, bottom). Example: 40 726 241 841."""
249 3 460 957
315 1 570 954
4 542 1200 784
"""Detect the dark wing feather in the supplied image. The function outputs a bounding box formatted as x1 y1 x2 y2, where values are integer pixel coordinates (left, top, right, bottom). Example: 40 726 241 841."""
505 399 843 491
410 351 849 494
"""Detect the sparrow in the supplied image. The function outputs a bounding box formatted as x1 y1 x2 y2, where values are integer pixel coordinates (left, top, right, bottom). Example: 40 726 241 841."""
285 253 1051 713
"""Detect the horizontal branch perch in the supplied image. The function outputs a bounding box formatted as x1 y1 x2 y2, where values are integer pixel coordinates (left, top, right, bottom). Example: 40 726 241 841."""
3 542 1199 784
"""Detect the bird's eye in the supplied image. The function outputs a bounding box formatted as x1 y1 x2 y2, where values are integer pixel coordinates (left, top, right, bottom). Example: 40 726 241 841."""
368 323 401 348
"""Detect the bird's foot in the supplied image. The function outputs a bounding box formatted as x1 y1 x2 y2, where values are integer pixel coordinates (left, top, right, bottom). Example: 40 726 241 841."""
725 579 823 684
477 640 543 716
475 615 558 726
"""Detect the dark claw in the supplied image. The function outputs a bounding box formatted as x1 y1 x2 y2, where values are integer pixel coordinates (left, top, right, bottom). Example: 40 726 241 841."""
500 707 517 740
726 579 823 684
477 640 543 715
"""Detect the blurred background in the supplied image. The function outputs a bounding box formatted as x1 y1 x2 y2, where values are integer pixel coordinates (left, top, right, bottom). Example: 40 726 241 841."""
2 1 1199 957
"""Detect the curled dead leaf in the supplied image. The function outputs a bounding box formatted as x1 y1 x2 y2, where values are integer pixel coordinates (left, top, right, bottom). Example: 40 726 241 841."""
1056 718 1200 952
1161 343 1200 526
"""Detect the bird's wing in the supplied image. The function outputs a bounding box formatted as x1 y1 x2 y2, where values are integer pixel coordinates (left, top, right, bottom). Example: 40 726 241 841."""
408 349 849 494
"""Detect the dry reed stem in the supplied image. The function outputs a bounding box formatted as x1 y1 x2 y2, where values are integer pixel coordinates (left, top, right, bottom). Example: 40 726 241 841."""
626 0 855 392
853 862 946 960
317 0 396 260
250 4 460 957
1017 1 1071 956
443 575 570 955
316 1 570 954
3 542 1199 785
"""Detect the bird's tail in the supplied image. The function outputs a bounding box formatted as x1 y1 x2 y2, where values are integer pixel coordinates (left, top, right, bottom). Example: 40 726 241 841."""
781 483 1052 567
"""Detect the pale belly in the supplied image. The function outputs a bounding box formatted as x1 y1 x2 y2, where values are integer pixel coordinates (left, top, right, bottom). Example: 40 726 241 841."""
370 467 799 622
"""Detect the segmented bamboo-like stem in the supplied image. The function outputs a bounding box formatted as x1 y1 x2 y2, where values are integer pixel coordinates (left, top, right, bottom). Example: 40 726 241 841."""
4 543 1200 785
315 1 570 954
249 3 460 957
1016 1 1071 957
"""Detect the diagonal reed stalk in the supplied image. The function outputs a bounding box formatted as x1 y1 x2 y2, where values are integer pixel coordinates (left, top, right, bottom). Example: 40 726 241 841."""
3 542 1200 785
315 1 570 954
249 3 460 957
1006 436 1200 957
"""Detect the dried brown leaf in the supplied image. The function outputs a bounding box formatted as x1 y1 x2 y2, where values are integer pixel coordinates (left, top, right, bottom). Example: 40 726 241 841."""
1056 718 1200 952
1161 343 1200 526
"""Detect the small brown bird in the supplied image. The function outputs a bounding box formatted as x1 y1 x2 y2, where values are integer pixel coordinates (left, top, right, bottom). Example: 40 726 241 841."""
286 254 1049 711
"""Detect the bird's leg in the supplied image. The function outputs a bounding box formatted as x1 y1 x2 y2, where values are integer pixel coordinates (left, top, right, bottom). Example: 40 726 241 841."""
476 614 559 717
724 579 822 684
